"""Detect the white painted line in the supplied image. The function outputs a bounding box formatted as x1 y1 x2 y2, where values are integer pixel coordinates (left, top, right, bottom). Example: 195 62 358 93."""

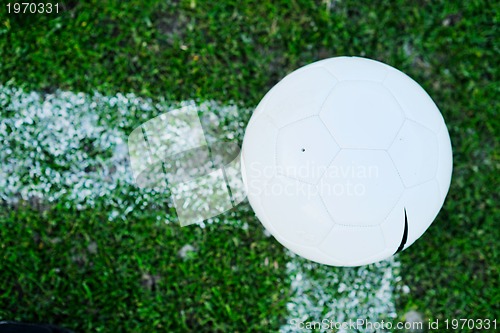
281 252 403 333
0 86 250 226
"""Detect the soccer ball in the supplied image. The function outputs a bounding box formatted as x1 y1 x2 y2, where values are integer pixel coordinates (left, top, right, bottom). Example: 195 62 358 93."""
241 56 452 266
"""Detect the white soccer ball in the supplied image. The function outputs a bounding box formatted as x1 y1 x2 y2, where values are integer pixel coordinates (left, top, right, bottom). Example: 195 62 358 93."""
241 56 452 266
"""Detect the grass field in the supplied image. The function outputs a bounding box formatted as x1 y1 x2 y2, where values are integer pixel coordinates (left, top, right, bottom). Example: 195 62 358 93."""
0 0 498 332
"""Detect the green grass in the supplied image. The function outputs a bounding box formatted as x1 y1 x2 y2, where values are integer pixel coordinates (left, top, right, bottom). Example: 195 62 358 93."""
1 0 499 332
1 204 290 332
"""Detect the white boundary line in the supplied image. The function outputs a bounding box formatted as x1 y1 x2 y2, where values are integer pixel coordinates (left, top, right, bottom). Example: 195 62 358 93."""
280 253 403 333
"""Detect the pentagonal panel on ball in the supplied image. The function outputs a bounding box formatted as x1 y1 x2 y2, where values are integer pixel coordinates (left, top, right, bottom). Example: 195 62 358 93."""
319 81 404 149
276 116 340 184
319 150 404 226
388 120 439 188
380 196 407 255
319 225 386 266
242 114 279 198
261 66 338 128
259 175 334 247
318 56 391 82
384 70 444 133
387 180 441 251
435 126 453 200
